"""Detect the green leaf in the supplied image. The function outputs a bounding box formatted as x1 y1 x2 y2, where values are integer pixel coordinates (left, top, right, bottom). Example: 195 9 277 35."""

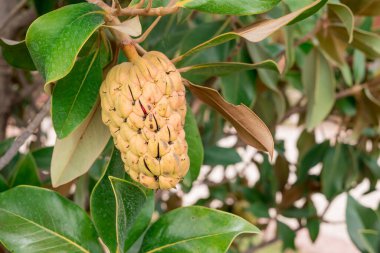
177 0 280 15
346 195 380 253
339 63 353 87
33 0 57 15
141 206 260 253
360 229 379 253
328 3 354 43
341 0 380 16
90 148 126 253
333 26 380 59
322 144 358 200
220 70 256 107
25 3 104 90
129 0 170 7
174 0 327 62
0 186 102 253
247 43 285 120
298 141 329 182
0 39 36 70
204 146 241 166
52 50 102 138
51 104 110 187
277 221 296 250
302 48 336 130
306 202 320 242
109 177 154 252
9 154 41 187
353 50 366 84
183 107 204 186
32 147 53 171
0 175 8 193
180 60 279 77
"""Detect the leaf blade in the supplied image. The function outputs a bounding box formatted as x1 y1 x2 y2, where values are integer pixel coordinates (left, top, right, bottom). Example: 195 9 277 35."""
51 104 110 187
52 51 102 139
186 81 274 157
141 206 259 253
0 186 102 253
177 0 281 16
25 3 104 88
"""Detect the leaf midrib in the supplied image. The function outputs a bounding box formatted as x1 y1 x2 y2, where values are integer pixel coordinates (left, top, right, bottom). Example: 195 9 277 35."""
146 230 252 253
0 208 88 253
58 50 99 137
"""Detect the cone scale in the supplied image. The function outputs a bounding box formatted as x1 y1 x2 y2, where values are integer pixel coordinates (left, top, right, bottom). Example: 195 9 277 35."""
100 46 189 189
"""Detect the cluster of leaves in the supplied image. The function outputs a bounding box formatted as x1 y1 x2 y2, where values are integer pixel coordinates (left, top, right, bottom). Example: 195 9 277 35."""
0 0 379 252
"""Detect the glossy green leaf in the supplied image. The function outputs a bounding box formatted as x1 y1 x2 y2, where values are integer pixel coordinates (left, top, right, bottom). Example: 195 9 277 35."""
9 154 41 187
328 3 354 43
277 221 296 250
25 3 104 89
52 51 102 139
220 70 256 107
175 0 327 62
359 230 379 253
204 146 242 166
302 48 336 130
33 0 57 15
298 141 329 182
90 148 126 253
141 206 259 253
180 60 279 77
0 175 8 192
0 186 102 253
322 144 358 200
346 195 380 253
32 147 53 171
177 0 280 15
51 105 110 187
0 39 36 70
183 107 204 186
129 0 170 7
247 43 285 120
109 177 154 252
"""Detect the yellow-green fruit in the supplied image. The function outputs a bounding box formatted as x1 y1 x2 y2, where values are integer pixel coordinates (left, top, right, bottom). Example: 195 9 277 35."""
100 51 189 189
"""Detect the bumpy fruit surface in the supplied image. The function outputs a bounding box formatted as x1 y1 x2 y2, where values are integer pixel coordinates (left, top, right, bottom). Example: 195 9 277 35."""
100 51 189 189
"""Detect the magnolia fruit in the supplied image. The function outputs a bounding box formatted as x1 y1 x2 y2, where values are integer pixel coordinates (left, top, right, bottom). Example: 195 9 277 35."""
100 50 189 189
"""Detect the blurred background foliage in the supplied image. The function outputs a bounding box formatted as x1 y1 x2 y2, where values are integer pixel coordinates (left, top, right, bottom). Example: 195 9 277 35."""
0 0 380 252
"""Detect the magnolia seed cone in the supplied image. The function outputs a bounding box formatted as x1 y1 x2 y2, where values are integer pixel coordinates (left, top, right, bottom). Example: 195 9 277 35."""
100 50 190 189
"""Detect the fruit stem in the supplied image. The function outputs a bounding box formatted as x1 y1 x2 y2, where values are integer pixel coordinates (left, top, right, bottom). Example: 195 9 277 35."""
122 43 140 62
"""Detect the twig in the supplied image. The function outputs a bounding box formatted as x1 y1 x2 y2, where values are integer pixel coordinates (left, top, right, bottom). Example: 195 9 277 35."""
88 0 178 16
0 0 28 33
0 99 51 171
280 79 380 123
134 16 162 43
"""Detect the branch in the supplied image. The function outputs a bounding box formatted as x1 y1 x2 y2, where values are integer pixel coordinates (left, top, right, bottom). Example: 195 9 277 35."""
0 0 28 32
280 78 380 123
88 0 179 17
0 99 51 171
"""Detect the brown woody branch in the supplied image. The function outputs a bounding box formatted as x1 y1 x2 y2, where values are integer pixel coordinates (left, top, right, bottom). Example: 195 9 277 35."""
88 0 179 17
0 99 51 171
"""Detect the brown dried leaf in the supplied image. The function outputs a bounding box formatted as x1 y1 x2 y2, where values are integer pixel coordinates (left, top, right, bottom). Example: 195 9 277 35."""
186 81 274 158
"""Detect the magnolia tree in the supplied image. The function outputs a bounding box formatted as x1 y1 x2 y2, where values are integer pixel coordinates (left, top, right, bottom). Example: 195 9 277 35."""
0 0 379 252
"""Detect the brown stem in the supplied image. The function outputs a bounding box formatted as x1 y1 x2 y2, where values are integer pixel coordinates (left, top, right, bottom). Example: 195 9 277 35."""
122 43 140 62
0 99 51 171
